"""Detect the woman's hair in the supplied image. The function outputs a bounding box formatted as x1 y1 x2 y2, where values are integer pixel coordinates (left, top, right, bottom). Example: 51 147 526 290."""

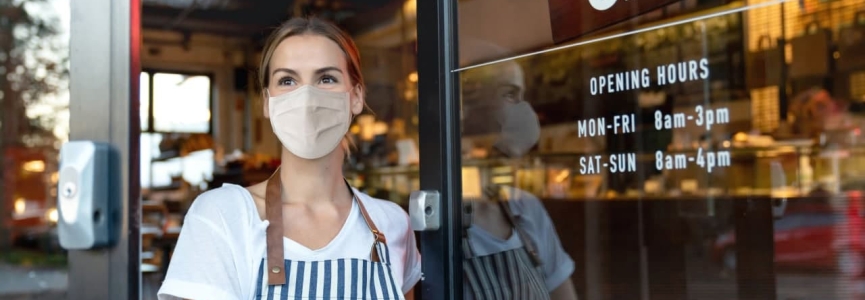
259 17 364 158
258 16 365 93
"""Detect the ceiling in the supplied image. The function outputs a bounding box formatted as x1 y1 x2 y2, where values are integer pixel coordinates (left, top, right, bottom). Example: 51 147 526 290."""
141 0 403 43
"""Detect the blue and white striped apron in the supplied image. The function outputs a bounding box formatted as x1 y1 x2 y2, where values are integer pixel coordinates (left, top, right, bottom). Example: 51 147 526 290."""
255 170 405 300
462 186 550 300
253 242 404 300
462 241 549 300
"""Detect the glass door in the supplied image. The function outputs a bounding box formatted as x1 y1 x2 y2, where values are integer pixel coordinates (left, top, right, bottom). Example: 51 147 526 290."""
415 0 463 299
417 0 865 299
0 0 71 298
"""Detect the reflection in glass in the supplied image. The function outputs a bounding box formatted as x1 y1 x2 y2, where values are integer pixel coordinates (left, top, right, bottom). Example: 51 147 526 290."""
460 40 578 300
455 0 865 298
0 0 69 297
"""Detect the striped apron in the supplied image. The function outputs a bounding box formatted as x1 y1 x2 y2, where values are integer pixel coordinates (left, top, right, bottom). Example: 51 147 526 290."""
254 169 405 300
462 186 550 300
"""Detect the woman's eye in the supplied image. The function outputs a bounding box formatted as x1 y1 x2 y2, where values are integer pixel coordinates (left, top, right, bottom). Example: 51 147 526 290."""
320 76 338 84
278 78 296 86
501 91 519 103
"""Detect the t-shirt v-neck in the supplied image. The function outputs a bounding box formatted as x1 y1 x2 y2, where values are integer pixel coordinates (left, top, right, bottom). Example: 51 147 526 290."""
466 225 522 257
239 185 374 261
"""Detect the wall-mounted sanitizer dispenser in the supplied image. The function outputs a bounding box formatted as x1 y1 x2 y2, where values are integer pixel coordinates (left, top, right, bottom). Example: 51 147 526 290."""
57 141 120 250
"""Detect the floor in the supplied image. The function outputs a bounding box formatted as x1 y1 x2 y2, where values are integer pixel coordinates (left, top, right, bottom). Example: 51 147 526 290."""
0 263 163 300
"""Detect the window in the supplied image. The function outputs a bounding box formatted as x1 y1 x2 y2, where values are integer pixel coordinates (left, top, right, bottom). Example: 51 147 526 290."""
151 73 212 133
139 71 214 189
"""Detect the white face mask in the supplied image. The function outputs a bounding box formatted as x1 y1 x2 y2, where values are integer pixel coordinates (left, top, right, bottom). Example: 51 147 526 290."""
267 85 352 160
494 101 540 157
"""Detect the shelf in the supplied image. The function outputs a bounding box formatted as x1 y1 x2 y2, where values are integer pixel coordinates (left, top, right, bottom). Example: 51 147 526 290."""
148 182 183 192
151 150 180 162
152 148 216 163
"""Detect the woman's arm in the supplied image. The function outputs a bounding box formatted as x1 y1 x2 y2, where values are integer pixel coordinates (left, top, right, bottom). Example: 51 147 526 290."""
508 190 577 300
405 287 416 300
395 205 422 299
550 279 578 300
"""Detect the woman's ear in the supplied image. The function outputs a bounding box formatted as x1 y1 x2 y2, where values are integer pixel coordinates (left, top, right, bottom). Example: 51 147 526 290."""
350 85 365 115
262 89 271 119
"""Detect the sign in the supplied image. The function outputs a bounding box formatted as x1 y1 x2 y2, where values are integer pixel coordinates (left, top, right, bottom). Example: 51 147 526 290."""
575 57 735 176
548 0 679 43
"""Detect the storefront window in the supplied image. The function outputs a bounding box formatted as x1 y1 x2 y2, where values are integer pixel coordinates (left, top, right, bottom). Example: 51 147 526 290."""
447 0 865 298
120 0 865 298
0 0 70 297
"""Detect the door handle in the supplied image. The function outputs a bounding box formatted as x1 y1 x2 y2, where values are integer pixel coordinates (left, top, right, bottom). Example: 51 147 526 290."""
409 190 441 231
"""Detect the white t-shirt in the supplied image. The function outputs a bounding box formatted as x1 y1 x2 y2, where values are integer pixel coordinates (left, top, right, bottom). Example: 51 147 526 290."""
465 187 575 292
157 184 422 300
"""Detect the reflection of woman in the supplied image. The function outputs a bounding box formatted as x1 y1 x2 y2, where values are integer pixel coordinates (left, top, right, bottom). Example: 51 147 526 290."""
463 185 578 300
158 17 421 300
461 40 578 300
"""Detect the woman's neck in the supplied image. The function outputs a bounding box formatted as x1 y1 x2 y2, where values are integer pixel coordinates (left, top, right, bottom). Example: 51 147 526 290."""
278 147 350 205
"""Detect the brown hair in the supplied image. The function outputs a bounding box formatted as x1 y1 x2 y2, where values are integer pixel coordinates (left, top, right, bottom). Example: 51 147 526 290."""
258 17 365 93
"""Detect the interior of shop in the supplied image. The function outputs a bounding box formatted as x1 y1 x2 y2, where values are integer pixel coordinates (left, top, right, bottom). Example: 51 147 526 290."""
3 0 865 298
134 0 865 299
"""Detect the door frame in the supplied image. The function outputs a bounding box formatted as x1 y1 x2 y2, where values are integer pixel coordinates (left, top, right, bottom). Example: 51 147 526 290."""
67 0 141 298
412 1 783 300
416 0 462 299
67 0 454 298
64 1 782 300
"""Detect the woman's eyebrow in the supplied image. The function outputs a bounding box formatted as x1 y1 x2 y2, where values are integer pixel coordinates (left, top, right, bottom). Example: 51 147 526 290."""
315 67 343 75
499 83 522 92
271 67 343 77
271 68 298 77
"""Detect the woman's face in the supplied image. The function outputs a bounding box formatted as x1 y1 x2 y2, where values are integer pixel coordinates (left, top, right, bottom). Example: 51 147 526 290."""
263 34 364 118
462 62 527 134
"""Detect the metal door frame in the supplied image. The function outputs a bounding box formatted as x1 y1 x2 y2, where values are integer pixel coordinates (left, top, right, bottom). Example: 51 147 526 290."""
68 0 141 298
416 0 462 299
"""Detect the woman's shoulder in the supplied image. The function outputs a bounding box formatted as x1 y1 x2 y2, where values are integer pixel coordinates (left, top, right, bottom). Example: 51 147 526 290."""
502 186 544 214
185 184 260 227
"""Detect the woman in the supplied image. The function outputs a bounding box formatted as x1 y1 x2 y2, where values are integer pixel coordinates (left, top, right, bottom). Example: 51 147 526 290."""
460 39 578 300
157 17 422 300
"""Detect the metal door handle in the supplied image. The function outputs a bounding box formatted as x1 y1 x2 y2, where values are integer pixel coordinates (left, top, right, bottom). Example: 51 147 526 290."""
409 190 441 231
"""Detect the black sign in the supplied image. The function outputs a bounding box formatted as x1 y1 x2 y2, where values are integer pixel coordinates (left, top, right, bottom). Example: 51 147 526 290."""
549 0 679 43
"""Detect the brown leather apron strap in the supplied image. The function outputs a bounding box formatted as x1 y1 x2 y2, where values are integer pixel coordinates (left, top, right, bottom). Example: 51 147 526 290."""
350 185 386 263
265 169 286 285
263 172 387 286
